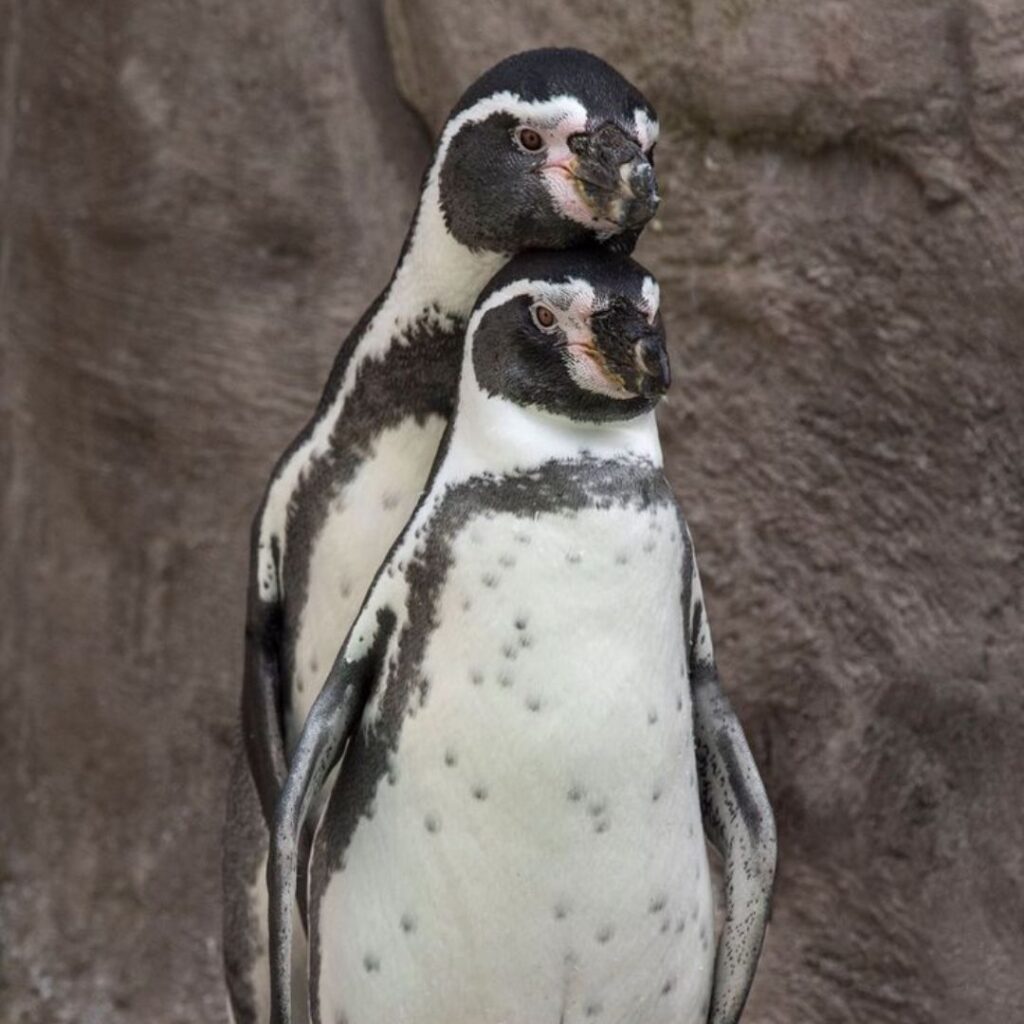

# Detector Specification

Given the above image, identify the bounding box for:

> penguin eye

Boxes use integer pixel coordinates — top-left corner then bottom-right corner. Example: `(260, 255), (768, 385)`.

(531, 303), (557, 331)
(515, 127), (545, 153)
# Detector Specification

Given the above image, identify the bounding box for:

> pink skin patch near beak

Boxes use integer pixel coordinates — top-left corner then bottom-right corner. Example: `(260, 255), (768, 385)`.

(560, 293), (634, 400)
(534, 113), (626, 236)
(543, 165), (624, 235)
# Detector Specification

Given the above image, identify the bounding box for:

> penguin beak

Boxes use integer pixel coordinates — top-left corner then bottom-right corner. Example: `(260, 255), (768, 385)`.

(633, 331), (672, 397)
(567, 124), (660, 232)
(589, 307), (671, 400)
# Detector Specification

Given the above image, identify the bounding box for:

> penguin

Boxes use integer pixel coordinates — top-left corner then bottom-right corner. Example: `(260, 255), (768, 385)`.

(223, 49), (661, 1024)
(268, 249), (777, 1024)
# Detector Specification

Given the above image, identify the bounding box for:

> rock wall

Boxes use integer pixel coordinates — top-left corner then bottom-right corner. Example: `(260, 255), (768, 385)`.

(0, 2), (428, 1020)
(2, 1), (1022, 1021)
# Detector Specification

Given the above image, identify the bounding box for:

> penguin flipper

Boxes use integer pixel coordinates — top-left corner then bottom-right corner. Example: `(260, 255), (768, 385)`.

(241, 529), (289, 830)
(268, 604), (397, 1024)
(687, 568), (777, 1024)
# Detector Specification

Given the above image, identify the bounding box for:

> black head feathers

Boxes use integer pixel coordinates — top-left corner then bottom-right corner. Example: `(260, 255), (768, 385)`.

(433, 50), (659, 255)
(470, 247), (669, 423)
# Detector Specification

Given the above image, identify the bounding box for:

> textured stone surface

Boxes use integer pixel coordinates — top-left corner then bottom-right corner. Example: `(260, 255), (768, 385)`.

(2, 0), (1022, 1021)
(0, 1), (427, 1021)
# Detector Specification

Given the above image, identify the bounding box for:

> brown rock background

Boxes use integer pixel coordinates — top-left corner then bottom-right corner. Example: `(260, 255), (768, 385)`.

(1, 1), (1021, 1021)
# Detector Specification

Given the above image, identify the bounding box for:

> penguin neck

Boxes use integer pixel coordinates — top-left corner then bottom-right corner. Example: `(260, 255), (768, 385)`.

(311, 161), (507, 443)
(439, 368), (665, 486)
(395, 178), (507, 319)
(348, 170), (507, 370)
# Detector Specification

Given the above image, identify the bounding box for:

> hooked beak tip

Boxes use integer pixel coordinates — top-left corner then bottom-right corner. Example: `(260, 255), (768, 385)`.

(635, 337), (671, 398)
(621, 158), (659, 228)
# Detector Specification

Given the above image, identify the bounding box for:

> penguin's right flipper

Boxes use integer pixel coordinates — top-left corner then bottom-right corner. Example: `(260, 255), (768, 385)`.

(241, 525), (289, 830)
(685, 544), (777, 1024)
(268, 604), (397, 1024)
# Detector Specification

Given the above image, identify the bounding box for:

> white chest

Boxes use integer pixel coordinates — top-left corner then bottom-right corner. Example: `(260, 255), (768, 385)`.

(286, 414), (446, 748)
(314, 502), (715, 1024)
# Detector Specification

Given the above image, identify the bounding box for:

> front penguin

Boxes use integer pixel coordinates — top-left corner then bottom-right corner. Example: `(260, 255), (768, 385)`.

(225, 50), (661, 1024)
(268, 250), (777, 1024)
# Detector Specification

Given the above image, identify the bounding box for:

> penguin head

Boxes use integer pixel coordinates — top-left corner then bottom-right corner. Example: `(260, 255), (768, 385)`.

(435, 49), (659, 256)
(469, 248), (669, 423)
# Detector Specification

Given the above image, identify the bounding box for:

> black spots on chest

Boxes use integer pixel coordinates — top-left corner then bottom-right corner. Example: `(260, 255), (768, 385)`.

(440, 742), (491, 802)
(557, 792), (610, 835)
(317, 457), (676, 884)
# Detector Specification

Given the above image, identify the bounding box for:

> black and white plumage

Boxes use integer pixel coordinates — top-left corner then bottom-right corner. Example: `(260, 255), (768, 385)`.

(223, 49), (660, 1024)
(269, 250), (776, 1024)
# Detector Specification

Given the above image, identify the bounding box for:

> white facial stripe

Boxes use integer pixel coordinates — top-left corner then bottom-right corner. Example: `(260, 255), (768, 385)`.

(465, 277), (598, 344)
(437, 93), (589, 164)
(634, 108), (659, 151)
(641, 276), (660, 322)
(567, 287), (593, 313)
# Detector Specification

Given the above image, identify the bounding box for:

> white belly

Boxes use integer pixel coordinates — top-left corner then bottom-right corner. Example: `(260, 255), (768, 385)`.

(315, 502), (715, 1024)
(287, 415), (446, 749)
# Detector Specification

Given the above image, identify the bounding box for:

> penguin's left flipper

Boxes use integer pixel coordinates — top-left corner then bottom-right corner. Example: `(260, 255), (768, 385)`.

(241, 523), (289, 830)
(687, 560), (777, 1024)
(267, 604), (397, 1024)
